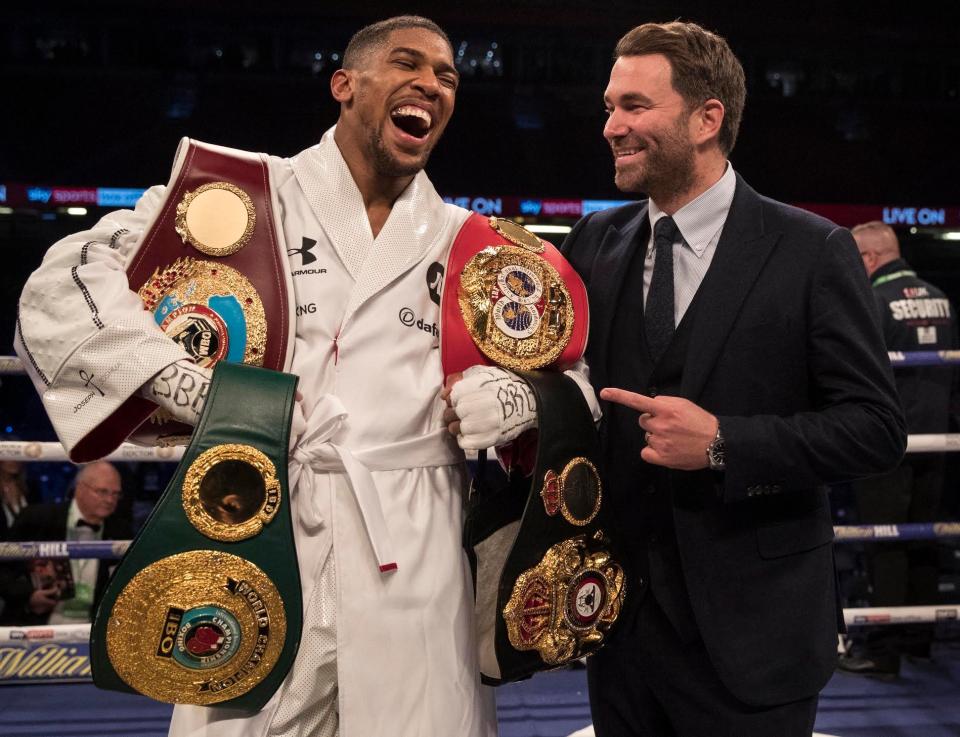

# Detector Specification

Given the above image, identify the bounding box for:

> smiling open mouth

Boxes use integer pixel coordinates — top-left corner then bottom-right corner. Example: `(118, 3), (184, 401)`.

(391, 105), (432, 140)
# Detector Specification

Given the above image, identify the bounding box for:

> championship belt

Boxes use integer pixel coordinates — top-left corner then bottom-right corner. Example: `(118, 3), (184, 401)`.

(443, 215), (625, 683)
(80, 139), (294, 460)
(463, 371), (624, 684)
(90, 362), (302, 711)
(442, 214), (587, 374)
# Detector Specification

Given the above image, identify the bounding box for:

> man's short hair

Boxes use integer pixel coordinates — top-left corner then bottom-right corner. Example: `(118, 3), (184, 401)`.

(343, 15), (452, 70)
(851, 220), (895, 238)
(852, 220), (901, 254)
(614, 21), (746, 156)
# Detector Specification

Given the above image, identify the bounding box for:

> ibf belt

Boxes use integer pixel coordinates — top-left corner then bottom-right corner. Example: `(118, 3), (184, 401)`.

(90, 362), (302, 711)
(441, 214), (589, 375)
(72, 140), (294, 462)
(463, 370), (626, 685)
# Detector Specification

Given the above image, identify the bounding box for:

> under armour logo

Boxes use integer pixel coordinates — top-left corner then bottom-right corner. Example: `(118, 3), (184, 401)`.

(288, 237), (318, 266)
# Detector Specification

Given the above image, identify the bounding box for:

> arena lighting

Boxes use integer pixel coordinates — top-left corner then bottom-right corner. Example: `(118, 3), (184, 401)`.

(65, 207), (87, 216)
(525, 224), (572, 235)
(0, 206), (13, 215)
(940, 231), (960, 241)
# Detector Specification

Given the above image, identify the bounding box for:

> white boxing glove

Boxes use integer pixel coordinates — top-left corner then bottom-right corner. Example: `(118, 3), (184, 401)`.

(138, 359), (213, 426)
(449, 365), (537, 450)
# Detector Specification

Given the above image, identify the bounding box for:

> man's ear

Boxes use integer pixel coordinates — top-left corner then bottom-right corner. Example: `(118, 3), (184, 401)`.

(692, 99), (725, 147)
(330, 69), (354, 104)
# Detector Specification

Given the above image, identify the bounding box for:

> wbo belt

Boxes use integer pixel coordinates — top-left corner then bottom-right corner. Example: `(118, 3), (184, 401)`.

(289, 394), (463, 572)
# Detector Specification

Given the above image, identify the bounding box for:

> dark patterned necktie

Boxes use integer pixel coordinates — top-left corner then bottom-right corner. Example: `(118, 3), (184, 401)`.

(645, 216), (680, 362)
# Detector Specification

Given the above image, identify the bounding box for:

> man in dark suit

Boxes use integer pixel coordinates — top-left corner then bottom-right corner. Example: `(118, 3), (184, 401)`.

(562, 21), (906, 737)
(0, 461), (30, 540)
(3, 461), (130, 625)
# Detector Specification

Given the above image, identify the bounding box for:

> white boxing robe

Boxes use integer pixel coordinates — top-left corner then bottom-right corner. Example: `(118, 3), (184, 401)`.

(15, 127), (497, 737)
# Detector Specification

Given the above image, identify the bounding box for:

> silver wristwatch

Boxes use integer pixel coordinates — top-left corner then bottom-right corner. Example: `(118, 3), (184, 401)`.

(707, 425), (726, 471)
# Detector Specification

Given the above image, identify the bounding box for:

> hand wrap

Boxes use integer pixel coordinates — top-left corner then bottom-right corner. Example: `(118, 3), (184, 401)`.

(139, 359), (213, 426)
(449, 365), (537, 450)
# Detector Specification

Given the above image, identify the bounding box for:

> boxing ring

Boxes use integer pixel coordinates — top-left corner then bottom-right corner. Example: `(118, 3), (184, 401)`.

(2, 352), (960, 737)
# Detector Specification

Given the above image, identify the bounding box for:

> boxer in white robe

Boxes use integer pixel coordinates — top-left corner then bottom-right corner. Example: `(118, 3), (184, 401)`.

(15, 16), (596, 737)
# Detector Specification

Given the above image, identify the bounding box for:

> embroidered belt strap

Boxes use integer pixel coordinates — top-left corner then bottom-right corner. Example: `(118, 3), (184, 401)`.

(90, 362), (301, 711)
(74, 139), (292, 462)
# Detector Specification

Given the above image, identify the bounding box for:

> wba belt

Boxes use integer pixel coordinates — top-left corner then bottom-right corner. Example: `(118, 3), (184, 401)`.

(443, 215), (625, 684)
(90, 362), (302, 711)
(76, 139), (294, 461)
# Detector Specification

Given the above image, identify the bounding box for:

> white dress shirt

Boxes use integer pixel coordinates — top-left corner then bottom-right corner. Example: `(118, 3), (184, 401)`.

(644, 162), (737, 325)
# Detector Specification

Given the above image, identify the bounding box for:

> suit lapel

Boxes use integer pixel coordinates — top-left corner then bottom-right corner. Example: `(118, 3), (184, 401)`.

(681, 177), (782, 399)
(591, 204), (649, 375)
(54, 502), (70, 537)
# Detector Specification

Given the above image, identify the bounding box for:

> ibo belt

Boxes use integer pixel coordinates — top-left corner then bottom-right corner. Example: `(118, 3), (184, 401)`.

(90, 362), (301, 711)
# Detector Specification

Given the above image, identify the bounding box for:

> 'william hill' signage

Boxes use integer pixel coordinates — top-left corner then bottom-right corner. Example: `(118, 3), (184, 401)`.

(0, 642), (92, 683)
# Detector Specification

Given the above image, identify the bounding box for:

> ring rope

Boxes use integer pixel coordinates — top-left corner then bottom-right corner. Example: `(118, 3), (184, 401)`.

(0, 433), (957, 463)
(887, 350), (960, 366)
(1, 603), (955, 650)
(834, 522), (960, 541)
(844, 605), (960, 627)
(0, 540), (130, 560)
(0, 441), (184, 462)
(5, 350), (960, 376)
(2, 522), (958, 562)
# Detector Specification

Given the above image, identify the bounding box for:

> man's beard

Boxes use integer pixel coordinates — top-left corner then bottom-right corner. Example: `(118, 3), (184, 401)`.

(614, 118), (696, 201)
(368, 128), (432, 178)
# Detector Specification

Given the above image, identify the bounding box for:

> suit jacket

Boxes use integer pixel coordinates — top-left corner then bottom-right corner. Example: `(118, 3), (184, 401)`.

(0, 504), (14, 541)
(563, 174), (906, 706)
(3, 501), (131, 625)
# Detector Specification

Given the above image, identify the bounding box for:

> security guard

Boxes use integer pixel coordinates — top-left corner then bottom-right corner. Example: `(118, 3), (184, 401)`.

(841, 220), (958, 677)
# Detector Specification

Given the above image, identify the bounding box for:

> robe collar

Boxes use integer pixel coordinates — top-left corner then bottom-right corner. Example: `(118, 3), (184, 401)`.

(291, 126), (454, 321)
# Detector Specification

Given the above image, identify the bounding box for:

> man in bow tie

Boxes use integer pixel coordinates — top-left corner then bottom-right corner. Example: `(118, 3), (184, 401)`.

(3, 461), (130, 625)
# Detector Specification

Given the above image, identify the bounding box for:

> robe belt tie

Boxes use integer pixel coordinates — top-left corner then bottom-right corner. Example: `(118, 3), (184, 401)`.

(288, 394), (463, 572)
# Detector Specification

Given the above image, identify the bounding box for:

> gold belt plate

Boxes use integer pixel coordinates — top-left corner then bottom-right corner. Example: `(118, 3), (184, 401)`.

(106, 550), (286, 705)
(182, 444), (281, 542)
(175, 181), (256, 257)
(138, 257), (266, 368)
(503, 535), (625, 665)
(458, 245), (574, 371)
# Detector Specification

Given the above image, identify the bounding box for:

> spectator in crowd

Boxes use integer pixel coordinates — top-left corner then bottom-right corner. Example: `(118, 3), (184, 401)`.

(2, 460), (131, 625)
(0, 459), (33, 621)
(0, 460), (30, 540)
(839, 221), (959, 677)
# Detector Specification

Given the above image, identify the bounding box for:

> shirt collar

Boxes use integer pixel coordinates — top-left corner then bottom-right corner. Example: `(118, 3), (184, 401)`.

(648, 162), (737, 257)
(68, 498), (103, 536)
(870, 258), (911, 284)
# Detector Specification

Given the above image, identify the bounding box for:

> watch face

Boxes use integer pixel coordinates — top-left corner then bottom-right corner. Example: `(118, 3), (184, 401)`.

(709, 439), (725, 468)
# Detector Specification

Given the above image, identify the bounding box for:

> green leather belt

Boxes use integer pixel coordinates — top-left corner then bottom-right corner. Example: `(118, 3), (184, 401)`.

(90, 361), (302, 711)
